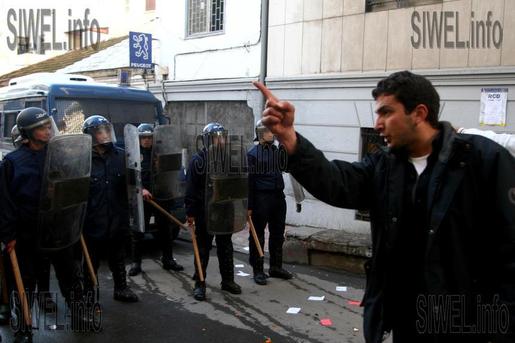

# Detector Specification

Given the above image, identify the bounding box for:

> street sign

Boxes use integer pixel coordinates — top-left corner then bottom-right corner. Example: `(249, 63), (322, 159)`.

(129, 31), (152, 69)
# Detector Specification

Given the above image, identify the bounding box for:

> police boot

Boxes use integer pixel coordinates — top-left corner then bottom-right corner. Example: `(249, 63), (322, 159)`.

(114, 286), (139, 303)
(269, 246), (293, 280)
(253, 258), (267, 286)
(221, 280), (242, 294)
(161, 249), (184, 271)
(269, 266), (293, 280)
(193, 281), (206, 301)
(162, 258), (184, 271)
(128, 262), (142, 276)
(113, 271), (139, 303)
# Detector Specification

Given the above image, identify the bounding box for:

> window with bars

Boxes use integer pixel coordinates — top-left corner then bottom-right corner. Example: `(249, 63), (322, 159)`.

(366, 0), (442, 12)
(187, 0), (224, 37)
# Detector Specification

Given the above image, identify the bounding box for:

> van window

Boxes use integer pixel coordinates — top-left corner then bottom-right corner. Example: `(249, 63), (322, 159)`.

(54, 98), (157, 138)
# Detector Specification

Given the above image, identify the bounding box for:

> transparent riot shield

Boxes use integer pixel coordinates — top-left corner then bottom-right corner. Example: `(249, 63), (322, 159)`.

(37, 134), (92, 251)
(124, 124), (145, 233)
(151, 125), (187, 202)
(205, 134), (248, 235)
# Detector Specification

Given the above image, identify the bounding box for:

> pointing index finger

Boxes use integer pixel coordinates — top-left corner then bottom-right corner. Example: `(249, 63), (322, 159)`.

(252, 81), (278, 103)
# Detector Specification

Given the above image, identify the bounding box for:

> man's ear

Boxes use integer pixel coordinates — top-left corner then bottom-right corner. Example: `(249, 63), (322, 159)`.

(413, 104), (429, 125)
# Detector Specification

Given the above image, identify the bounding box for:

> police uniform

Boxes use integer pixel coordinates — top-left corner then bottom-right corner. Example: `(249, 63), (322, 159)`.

(185, 123), (242, 301)
(248, 142), (292, 283)
(82, 115), (138, 303)
(128, 144), (183, 275)
(0, 112), (84, 340)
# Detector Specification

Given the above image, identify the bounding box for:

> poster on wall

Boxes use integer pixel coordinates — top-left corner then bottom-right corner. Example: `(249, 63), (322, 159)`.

(480, 88), (508, 126)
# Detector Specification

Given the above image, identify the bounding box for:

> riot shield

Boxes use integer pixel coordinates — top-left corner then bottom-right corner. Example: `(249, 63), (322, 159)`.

(151, 125), (187, 202)
(289, 174), (305, 213)
(124, 124), (145, 233)
(205, 134), (248, 235)
(37, 134), (92, 251)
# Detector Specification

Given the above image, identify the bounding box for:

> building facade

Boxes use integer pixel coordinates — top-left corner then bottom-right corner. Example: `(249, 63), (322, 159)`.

(260, 0), (515, 233)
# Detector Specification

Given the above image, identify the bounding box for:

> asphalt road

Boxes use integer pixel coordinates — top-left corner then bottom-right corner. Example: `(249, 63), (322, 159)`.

(0, 238), (372, 343)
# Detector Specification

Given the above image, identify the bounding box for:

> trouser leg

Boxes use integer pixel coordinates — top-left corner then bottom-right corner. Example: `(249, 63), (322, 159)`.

(154, 200), (174, 261)
(107, 236), (129, 290)
(268, 195), (286, 269)
(249, 196), (268, 272)
(51, 243), (84, 306)
(192, 218), (212, 281)
(216, 234), (234, 282)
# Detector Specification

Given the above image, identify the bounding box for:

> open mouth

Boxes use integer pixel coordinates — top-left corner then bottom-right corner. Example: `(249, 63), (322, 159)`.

(380, 134), (390, 145)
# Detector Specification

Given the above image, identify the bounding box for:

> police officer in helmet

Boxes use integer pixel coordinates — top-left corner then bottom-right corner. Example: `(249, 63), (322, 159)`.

(185, 122), (241, 301)
(128, 123), (183, 276)
(0, 108), (83, 342)
(82, 115), (138, 303)
(248, 120), (292, 285)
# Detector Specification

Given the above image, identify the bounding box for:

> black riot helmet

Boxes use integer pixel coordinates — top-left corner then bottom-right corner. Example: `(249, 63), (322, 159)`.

(201, 122), (226, 148)
(137, 123), (154, 137)
(82, 115), (117, 146)
(16, 107), (57, 141)
(254, 119), (273, 143)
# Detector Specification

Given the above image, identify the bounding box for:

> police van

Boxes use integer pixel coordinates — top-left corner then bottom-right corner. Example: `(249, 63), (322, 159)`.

(0, 72), (183, 239)
(0, 72), (167, 151)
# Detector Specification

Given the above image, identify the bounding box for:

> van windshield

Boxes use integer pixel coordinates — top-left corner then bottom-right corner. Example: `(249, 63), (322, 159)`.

(54, 98), (157, 138)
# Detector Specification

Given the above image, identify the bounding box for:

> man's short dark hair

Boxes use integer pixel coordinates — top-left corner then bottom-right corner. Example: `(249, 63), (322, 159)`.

(372, 71), (440, 128)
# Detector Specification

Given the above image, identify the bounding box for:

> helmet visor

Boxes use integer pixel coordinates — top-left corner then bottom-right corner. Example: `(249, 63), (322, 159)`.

(26, 117), (59, 144)
(89, 123), (117, 146)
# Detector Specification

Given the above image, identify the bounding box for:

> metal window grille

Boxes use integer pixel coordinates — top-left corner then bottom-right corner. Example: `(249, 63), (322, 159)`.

(188, 0), (224, 36)
(366, 0), (442, 12)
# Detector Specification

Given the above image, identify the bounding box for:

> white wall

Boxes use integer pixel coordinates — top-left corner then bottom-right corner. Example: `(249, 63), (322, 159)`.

(156, 0), (262, 81)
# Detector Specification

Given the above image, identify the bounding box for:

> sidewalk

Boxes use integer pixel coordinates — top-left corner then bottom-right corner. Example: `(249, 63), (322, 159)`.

(178, 225), (372, 275)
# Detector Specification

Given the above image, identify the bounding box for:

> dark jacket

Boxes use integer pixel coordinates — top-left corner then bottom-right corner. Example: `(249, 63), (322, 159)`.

(287, 122), (515, 342)
(184, 149), (207, 219)
(247, 143), (286, 210)
(83, 144), (129, 240)
(0, 145), (46, 243)
(140, 146), (152, 190)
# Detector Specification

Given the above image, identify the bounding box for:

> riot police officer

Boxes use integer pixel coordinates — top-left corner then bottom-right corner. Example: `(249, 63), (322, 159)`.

(0, 108), (84, 342)
(9, 125), (55, 312)
(128, 123), (183, 276)
(185, 123), (241, 301)
(82, 115), (138, 303)
(247, 120), (292, 285)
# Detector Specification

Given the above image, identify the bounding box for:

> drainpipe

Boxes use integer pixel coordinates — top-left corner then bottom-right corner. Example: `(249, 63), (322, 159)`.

(259, 0), (269, 88)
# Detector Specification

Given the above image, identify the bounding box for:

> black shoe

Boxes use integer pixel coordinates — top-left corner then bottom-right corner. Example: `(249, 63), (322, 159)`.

(193, 282), (206, 301)
(14, 331), (32, 343)
(221, 280), (242, 294)
(253, 272), (267, 286)
(269, 267), (293, 280)
(162, 258), (184, 271)
(128, 262), (142, 276)
(113, 286), (139, 303)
